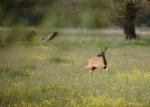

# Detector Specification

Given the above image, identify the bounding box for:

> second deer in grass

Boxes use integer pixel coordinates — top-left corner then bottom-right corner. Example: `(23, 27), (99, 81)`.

(85, 47), (108, 75)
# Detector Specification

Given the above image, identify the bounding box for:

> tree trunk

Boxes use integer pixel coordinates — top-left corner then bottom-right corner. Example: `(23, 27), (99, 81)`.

(124, 21), (136, 40)
(124, 0), (138, 40)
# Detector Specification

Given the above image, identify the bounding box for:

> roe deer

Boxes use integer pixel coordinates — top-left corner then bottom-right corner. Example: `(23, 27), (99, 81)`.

(85, 47), (108, 75)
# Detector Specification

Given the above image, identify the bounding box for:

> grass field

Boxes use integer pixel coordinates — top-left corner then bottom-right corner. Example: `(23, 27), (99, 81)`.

(0, 30), (150, 107)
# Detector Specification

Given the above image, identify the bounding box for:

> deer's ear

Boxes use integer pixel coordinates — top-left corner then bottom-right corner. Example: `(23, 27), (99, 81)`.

(104, 47), (108, 52)
(98, 48), (102, 51)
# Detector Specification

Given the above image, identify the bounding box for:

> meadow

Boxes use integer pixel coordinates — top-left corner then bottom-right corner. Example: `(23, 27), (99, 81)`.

(0, 30), (150, 107)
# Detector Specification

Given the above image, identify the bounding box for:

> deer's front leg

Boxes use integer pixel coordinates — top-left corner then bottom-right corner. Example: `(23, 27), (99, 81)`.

(105, 67), (109, 76)
(89, 70), (93, 76)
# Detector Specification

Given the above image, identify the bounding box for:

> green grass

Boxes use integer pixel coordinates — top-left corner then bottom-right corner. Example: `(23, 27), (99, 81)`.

(0, 32), (150, 107)
(49, 57), (74, 64)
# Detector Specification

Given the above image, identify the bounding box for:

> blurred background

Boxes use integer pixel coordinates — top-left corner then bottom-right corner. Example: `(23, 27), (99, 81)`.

(0, 0), (149, 46)
(0, 0), (149, 28)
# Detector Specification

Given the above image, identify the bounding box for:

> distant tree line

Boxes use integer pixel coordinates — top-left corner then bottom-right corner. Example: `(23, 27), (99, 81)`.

(0, 0), (149, 28)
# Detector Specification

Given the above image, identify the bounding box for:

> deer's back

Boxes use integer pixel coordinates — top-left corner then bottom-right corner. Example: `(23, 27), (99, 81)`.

(87, 57), (105, 68)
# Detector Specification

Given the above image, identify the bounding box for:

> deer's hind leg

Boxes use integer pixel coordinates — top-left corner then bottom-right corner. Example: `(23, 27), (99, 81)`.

(89, 67), (96, 76)
(89, 70), (93, 76)
(98, 67), (102, 75)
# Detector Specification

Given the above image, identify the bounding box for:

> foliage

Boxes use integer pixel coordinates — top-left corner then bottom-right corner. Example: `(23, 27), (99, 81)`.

(113, 0), (150, 26)
(0, 0), (149, 28)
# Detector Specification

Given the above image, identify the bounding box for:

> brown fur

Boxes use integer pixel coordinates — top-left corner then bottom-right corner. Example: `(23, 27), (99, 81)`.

(85, 47), (108, 74)
(85, 57), (106, 70)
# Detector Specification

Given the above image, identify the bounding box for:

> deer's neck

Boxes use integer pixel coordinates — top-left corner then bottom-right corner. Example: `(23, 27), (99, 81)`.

(103, 55), (107, 65)
(98, 55), (107, 66)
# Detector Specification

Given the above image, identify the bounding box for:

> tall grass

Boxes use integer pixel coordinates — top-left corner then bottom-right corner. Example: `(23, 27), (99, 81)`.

(0, 67), (150, 107)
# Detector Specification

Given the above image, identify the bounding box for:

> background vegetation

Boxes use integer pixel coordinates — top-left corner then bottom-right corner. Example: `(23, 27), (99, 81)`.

(0, 0), (149, 28)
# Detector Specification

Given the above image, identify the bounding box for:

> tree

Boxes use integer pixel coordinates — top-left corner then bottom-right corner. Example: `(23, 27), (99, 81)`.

(114, 0), (150, 40)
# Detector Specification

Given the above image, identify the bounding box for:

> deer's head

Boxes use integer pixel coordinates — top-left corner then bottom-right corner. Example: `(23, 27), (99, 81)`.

(97, 47), (107, 57)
